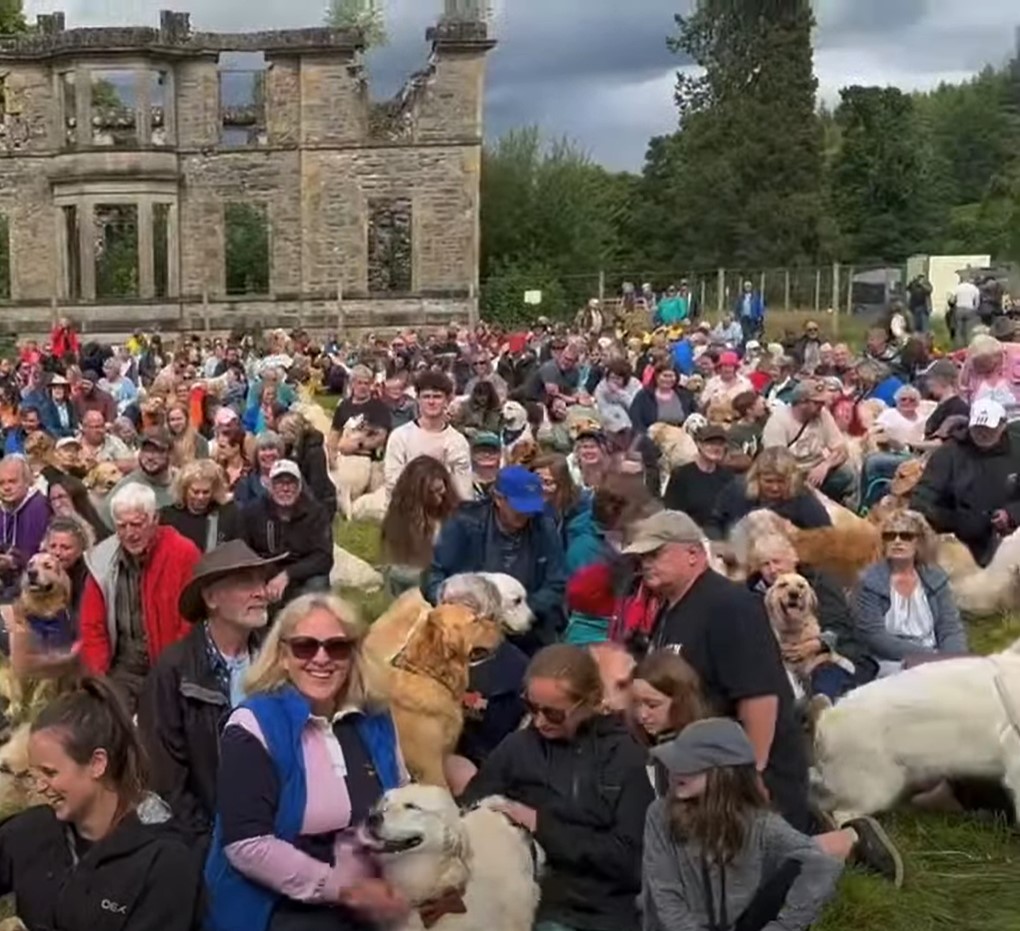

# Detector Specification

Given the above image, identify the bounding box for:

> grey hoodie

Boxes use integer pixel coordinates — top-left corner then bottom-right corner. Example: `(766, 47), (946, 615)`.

(642, 798), (842, 931)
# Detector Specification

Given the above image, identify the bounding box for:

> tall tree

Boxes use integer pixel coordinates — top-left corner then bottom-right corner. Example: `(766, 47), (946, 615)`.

(0, 0), (27, 35)
(652, 0), (829, 270)
(831, 86), (951, 263)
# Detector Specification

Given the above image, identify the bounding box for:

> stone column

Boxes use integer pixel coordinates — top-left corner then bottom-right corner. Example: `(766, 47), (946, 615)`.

(136, 70), (152, 147)
(79, 199), (96, 301)
(74, 66), (90, 148)
(167, 201), (180, 298)
(138, 199), (154, 298)
(54, 206), (68, 300)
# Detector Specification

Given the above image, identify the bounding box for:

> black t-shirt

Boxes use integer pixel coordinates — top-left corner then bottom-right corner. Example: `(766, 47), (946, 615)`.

(924, 395), (969, 439)
(331, 398), (392, 461)
(662, 463), (735, 531)
(649, 570), (810, 830)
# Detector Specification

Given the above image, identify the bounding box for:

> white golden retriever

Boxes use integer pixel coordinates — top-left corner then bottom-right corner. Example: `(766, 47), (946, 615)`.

(814, 640), (1020, 824)
(363, 785), (542, 931)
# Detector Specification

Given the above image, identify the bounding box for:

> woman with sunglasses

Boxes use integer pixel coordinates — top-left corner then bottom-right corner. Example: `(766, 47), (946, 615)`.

(458, 644), (653, 931)
(204, 594), (408, 931)
(853, 510), (968, 678)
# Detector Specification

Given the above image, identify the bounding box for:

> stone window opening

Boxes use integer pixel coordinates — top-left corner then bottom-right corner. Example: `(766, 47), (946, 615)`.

(94, 204), (139, 298)
(90, 72), (137, 147)
(0, 213), (10, 301)
(218, 53), (268, 148)
(368, 198), (412, 293)
(224, 202), (270, 296)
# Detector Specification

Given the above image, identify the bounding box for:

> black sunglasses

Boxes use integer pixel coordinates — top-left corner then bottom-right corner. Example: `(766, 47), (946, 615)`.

(284, 636), (355, 662)
(882, 531), (917, 543)
(522, 695), (581, 725)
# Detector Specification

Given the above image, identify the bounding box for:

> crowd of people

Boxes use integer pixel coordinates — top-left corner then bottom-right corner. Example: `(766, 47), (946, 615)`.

(0, 297), (1015, 931)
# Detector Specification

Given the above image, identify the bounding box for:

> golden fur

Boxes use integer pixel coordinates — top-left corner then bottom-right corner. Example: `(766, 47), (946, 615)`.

(83, 461), (123, 496)
(506, 437), (539, 468)
(764, 574), (828, 683)
(788, 524), (882, 588)
(371, 603), (502, 787)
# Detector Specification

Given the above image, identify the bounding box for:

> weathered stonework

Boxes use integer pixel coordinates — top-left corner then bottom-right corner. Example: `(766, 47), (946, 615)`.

(0, 7), (495, 338)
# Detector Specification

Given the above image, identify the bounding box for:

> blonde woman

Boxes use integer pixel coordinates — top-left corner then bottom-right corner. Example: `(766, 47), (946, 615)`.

(204, 594), (408, 931)
(712, 446), (833, 537)
(853, 509), (967, 677)
(159, 459), (240, 552)
(167, 401), (209, 468)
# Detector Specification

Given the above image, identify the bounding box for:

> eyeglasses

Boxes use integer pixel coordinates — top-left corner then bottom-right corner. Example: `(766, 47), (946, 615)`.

(284, 636), (355, 662)
(882, 531), (917, 543)
(522, 695), (582, 726)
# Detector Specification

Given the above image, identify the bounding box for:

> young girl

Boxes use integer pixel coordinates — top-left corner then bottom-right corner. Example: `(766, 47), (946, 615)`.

(642, 718), (842, 931)
(0, 678), (200, 931)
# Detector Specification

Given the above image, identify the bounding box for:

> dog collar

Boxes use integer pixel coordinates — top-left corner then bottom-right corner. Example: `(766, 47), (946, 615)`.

(390, 645), (462, 700)
(417, 886), (468, 928)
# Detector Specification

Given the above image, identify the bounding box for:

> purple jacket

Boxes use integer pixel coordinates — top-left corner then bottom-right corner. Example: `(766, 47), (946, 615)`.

(0, 489), (52, 573)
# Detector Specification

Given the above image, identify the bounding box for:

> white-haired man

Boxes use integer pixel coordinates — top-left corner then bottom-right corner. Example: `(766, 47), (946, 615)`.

(80, 482), (202, 709)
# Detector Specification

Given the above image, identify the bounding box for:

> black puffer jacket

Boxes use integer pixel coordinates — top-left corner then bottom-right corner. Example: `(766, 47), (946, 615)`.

(238, 491), (333, 597)
(911, 432), (1020, 565)
(0, 796), (200, 931)
(460, 714), (653, 931)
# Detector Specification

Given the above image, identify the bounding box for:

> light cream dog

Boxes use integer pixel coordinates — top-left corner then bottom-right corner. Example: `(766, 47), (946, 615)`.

(363, 785), (542, 931)
(814, 639), (1020, 824)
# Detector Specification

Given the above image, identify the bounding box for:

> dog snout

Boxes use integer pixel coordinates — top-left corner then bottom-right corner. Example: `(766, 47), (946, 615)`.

(366, 810), (384, 832)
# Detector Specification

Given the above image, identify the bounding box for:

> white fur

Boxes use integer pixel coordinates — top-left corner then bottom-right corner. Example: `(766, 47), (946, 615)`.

(366, 785), (542, 931)
(329, 544), (383, 592)
(953, 527), (1020, 618)
(814, 640), (1020, 823)
(351, 485), (389, 523)
(474, 573), (533, 634)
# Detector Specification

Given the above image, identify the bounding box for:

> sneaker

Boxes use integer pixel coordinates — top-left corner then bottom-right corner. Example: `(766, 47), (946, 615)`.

(844, 815), (904, 888)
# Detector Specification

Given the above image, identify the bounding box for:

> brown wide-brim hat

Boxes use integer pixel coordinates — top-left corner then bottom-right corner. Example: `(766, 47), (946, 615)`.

(179, 540), (289, 622)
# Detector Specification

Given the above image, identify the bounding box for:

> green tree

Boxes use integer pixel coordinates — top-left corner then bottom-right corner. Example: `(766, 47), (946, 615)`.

(325, 0), (387, 47)
(653, 0), (829, 269)
(224, 203), (270, 295)
(0, 0), (27, 35)
(480, 127), (630, 317)
(831, 86), (952, 263)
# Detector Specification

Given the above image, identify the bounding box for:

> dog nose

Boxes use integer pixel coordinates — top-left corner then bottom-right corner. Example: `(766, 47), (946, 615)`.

(366, 810), (383, 831)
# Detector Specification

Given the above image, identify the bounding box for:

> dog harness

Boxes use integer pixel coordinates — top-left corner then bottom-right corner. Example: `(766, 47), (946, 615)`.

(417, 886), (468, 928)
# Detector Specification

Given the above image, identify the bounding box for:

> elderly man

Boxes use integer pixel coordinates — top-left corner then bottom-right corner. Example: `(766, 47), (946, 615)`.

(102, 426), (175, 527)
(424, 466), (566, 653)
(238, 459), (333, 605)
(762, 379), (853, 503)
(79, 408), (134, 471)
(913, 398), (1020, 566)
(80, 483), (201, 709)
(0, 455), (51, 596)
(139, 540), (283, 842)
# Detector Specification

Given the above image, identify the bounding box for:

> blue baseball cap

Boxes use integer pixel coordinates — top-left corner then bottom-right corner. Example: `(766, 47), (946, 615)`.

(494, 466), (546, 516)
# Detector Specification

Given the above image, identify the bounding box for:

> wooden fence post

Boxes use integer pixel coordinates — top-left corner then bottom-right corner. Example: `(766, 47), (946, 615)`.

(467, 282), (479, 329)
(716, 268), (725, 318)
(784, 269), (791, 313)
(814, 267), (822, 314)
(832, 263), (841, 336)
(598, 269), (605, 304)
(846, 266), (855, 316)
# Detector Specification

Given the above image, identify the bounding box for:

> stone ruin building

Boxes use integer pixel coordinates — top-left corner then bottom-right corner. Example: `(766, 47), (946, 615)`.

(0, 4), (495, 338)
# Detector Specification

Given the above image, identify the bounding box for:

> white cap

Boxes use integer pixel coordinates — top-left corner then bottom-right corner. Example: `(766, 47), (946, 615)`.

(269, 459), (303, 483)
(55, 436), (81, 449)
(970, 398), (1007, 429)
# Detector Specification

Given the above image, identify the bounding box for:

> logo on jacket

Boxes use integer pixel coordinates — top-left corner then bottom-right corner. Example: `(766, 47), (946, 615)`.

(101, 899), (127, 914)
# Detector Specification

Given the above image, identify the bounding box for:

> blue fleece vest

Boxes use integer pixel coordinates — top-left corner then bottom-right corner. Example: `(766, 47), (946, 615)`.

(203, 687), (402, 931)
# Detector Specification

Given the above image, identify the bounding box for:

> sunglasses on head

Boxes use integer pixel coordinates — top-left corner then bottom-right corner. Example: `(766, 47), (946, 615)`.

(522, 695), (581, 726)
(882, 531), (916, 543)
(284, 636), (355, 662)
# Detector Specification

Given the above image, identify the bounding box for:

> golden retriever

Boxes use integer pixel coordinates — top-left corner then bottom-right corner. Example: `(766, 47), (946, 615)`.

(383, 604), (502, 787)
(788, 522), (882, 589)
(84, 461), (123, 498)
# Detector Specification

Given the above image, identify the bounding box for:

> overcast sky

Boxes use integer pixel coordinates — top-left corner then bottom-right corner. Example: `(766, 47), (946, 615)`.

(26, 0), (1020, 170)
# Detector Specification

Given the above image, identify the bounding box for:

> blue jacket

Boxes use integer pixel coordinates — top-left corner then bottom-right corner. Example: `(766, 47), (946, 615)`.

(39, 397), (78, 439)
(203, 688), (401, 931)
(672, 339), (695, 376)
(563, 498), (608, 576)
(864, 376), (904, 408)
(735, 291), (766, 324)
(423, 499), (567, 653)
(852, 562), (968, 662)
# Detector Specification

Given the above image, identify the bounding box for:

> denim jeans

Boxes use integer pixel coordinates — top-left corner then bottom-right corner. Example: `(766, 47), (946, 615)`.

(810, 663), (857, 701)
(955, 310), (978, 349)
(861, 451), (912, 508)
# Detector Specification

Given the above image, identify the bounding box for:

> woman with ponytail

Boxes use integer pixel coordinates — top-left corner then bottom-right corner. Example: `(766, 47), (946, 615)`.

(0, 678), (201, 931)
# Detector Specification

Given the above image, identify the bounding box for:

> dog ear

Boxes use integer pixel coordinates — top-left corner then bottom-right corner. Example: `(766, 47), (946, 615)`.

(805, 581), (819, 614)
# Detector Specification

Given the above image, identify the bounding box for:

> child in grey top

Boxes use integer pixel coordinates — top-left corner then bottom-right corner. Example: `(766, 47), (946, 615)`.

(641, 719), (842, 931)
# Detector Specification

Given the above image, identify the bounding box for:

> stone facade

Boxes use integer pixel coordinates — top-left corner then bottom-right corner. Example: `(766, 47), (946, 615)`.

(0, 8), (495, 338)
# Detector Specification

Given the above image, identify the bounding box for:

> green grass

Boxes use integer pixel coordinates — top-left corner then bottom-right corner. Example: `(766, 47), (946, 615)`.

(332, 517), (1020, 931)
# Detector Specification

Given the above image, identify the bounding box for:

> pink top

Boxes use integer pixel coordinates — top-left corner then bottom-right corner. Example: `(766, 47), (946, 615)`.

(222, 708), (380, 904)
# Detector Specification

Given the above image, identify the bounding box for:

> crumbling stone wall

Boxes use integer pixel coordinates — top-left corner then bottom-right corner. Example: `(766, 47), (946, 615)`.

(0, 8), (495, 337)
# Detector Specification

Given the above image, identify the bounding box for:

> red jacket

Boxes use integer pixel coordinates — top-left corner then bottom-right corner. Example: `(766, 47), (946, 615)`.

(79, 526), (202, 675)
(50, 324), (80, 361)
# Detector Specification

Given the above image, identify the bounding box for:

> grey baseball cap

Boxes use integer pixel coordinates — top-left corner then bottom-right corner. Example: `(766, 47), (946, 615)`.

(651, 718), (756, 775)
(621, 510), (704, 555)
